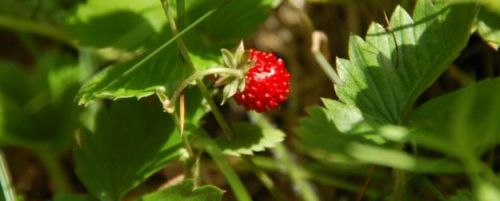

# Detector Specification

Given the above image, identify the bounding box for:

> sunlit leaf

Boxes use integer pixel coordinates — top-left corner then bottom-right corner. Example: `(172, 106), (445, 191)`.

(477, 7), (500, 47)
(76, 0), (280, 105)
(335, 0), (476, 124)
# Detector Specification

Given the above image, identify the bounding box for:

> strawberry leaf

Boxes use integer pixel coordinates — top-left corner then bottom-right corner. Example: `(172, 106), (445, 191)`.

(139, 179), (223, 201)
(477, 7), (500, 47)
(296, 0), (477, 172)
(335, 0), (477, 124)
(75, 0), (280, 105)
(66, 0), (166, 51)
(74, 100), (183, 201)
(409, 77), (500, 160)
(295, 102), (463, 173)
(216, 122), (285, 156)
(0, 51), (82, 153)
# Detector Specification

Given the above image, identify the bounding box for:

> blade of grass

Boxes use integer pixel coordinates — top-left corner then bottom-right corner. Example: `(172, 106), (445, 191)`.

(0, 150), (15, 201)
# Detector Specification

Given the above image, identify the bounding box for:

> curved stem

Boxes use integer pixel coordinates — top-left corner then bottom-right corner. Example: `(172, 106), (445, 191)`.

(160, 0), (235, 138)
(0, 150), (15, 201)
(167, 67), (242, 113)
(196, 80), (234, 138)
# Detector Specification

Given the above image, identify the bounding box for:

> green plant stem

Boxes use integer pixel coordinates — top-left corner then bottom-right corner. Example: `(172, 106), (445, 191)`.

(421, 178), (446, 201)
(313, 52), (341, 85)
(196, 81), (234, 138)
(244, 156), (286, 201)
(167, 67), (243, 112)
(0, 150), (15, 201)
(160, 0), (234, 138)
(121, 1), (221, 77)
(196, 131), (252, 201)
(161, 1), (250, 200)
(37, 151), (71, 193)
(0, 15), (73, 46)
(249, 156), (379, 197)
(273, 144), (319, 201)
(390, 169), (406, 201)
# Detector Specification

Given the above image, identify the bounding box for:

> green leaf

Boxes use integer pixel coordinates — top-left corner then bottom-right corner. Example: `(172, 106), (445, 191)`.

(474, 179), (500, 201)
(0, 51), (82, 153)
(295, 101), (377, 163)
(335, 0), (476, 124)
(452, 0), (500, 15)
(76, 0), (280, 105)
(139, 179), (223, 201)
(74, 100), (182, 201)
(449, 189), (475, 201)
(344, 142), (462, 173)
(0, 61), (31, 104)
(216, 122), (285, 156)
(409, 77), (500, 160)
(53, 194), (99, 201)
(0, 92), (35, 146)
(66, 0), (165, 51)
(296, 99), (463, 173)
(76, 46), (187, 105)
(477, 7), (500, 47)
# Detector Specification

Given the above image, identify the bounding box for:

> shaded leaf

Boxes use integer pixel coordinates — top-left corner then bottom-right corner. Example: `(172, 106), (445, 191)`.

(216, 122), (284, 156)
(0, 51), (82, 153)
(139, 179), (223, 201)
(74, 100), (182, 201)
(66, 0), (165, 51)
(409, 77), (500, 160)
(295, 102), (377, 163)
(0, 61), (31, 104)
(295, 100), (462, 173)
(449, 189), (475, 201)
(53, 194), (99, 201)
(0, 92), (35, 146)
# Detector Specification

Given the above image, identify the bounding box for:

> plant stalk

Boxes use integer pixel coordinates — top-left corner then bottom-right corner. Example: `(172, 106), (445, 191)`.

(167, 67), (242, 113)
(273, 144), (319, 201)
(160, 0), (234, 138)
(196, 131), (252, 201)
(0, 150), (15, 201)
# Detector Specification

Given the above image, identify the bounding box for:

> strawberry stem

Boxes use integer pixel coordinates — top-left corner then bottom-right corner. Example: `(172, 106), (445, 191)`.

(160, 0), (235, 139)
(166, 67), (243, 113)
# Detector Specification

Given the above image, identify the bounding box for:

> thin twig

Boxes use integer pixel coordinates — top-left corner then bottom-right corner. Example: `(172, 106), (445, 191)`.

(356, 165), (377, 201)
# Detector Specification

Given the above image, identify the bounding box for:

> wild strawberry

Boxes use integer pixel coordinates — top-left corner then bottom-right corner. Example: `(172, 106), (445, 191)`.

(233, 49), (290, 112)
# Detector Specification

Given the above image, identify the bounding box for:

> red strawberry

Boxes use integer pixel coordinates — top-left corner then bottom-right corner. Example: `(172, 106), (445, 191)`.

(233, 49), (290, 112)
